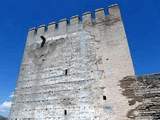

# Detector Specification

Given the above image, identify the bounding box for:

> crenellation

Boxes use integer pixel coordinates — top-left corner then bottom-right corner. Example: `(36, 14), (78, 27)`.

(58, 18), (68, 35)
(95, 8), (105, 23)
(29, 27), (37, 32)
(108, 4), (121, 18)
(47, 21), (56, 33)
(10, 4), (154, 120)
(26, 27), (37, 45)
(70, 15), (80, 25)
(27, 4), (122, 38)
(37, 24), (46, 35)
(82, 11), (93, 26)
(59, 18), (68, 27)
(27, 27), (36, 39)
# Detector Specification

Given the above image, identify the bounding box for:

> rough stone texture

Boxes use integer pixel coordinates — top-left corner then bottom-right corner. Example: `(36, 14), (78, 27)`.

(9, 4), (136, 120)
(120, 74), (160, 120)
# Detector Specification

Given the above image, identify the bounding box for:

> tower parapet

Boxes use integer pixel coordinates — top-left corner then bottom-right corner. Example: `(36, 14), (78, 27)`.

(37, 24), (46, 35)
(10, 4), (136, 120)
(70, 15), (80, 25)
(95, 8), (105, 22)
(108, 4), (120, 18)
(48, 21), (56, 32)
(27, 4), (121, 41)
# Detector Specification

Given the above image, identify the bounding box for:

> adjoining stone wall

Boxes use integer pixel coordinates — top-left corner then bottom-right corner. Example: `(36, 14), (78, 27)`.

(9, 4), (135, 120)
(120, 74), (160, 120)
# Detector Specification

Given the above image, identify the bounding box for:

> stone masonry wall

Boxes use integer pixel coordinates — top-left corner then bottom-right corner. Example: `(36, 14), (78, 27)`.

(120, 74), (160, 120)
(10, 4), (135, 120)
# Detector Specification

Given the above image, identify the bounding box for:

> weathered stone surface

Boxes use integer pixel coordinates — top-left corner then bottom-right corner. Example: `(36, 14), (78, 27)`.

(9, 4), (136, 120)
(120, 74), (160, 120)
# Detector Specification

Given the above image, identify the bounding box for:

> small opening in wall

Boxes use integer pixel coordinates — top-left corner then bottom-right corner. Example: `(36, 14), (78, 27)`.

(103, 96), (106, 100)
(40, 35), (46, 48)
(40, 54), (44, 58)
(64, 110), (67, 115)
(65, 69), (68, 75)
(42, 59), (45, 62)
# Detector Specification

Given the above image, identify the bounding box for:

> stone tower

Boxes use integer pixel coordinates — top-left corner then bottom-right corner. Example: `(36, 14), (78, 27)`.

(10, 4), (135, 120)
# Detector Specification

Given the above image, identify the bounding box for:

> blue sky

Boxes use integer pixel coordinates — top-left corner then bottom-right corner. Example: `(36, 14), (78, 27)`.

(0, 0), (160, 117)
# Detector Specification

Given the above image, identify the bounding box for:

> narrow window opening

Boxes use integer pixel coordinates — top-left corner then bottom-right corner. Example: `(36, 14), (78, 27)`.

(103, 96), (106, 100)
(65, 69), (68, 75)
(42, 59), (45, 62)
(64, 110), (67, 115)
(40, 54), (44, 58)
(40, 36), (46, 48)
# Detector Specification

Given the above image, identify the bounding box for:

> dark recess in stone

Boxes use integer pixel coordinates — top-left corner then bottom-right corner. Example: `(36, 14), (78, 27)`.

(65, 69), (68, 75)
(64, 110), (67, 115)
(103, 96), (106, 100)
(40, 36), (46, 48)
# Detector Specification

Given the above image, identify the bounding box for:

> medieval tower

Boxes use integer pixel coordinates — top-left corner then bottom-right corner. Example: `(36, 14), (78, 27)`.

(9, 4), (137, 120)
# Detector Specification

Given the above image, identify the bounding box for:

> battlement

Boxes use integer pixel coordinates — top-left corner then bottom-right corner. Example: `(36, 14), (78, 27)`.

(10, 3), (136, 120)
(28, 4), (120, 37)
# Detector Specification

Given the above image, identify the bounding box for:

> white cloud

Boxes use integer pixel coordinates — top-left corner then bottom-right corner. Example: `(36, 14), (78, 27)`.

(1, 101), (11, 108)
(9, 92), (14, 98)
(0, 92), (13, 115)
(0, 101), (12, 112)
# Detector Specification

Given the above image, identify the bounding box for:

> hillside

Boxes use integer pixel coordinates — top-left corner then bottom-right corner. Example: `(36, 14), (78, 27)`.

(0, 116), (7, 120)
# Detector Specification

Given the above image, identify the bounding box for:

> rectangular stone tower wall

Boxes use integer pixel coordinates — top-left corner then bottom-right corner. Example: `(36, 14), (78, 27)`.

(10, 4), (135, 120)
